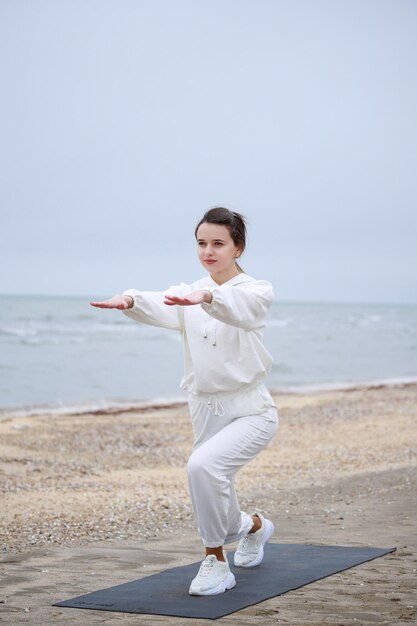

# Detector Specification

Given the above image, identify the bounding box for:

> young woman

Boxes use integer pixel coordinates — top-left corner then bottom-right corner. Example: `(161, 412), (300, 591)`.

(90, 207), (279, 596)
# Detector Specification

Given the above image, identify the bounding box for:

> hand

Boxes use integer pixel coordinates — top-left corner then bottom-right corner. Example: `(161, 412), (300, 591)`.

(164, 290), (212, 306)
(90, 295), (133, 309)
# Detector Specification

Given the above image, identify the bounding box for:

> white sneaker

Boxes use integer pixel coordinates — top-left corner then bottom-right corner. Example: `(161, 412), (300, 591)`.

(189, 554), (236, 596)
(234, 513), (274, 568)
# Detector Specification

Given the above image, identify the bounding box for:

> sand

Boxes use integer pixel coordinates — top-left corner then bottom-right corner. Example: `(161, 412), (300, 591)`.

(1, 382), (416, 625)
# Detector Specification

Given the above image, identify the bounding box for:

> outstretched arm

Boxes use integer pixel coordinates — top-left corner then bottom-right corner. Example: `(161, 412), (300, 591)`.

(90, 295), (134, 310)
(90, 285), (208, 330)
(164, 290), (213, 306)
(164, 282), (273, 330)
(121, 287), (184, 330)
(201, 281), (274, 330)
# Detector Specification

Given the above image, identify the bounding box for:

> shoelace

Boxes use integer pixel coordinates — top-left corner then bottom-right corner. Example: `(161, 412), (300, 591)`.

(207, 395), (225, 417)
(240, 533), (256, 551)
(198, 555), (216, 577)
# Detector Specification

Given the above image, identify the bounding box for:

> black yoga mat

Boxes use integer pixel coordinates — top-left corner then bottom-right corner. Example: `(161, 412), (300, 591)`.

(54, 543), (395, 620)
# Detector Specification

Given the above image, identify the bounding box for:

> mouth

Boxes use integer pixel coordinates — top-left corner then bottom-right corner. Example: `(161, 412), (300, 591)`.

(204, 259), (216, 264)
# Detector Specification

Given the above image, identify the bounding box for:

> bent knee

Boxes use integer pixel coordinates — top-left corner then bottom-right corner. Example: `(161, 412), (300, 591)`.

(187, 453), (204, 479)
(187, 452), (217, 481)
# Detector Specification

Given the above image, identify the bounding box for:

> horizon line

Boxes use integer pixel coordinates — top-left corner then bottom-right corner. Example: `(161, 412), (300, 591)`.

(0, 292), (416, 307)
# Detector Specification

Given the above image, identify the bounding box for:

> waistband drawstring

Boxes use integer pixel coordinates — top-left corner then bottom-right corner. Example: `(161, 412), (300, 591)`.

(207, 395), (225, 417)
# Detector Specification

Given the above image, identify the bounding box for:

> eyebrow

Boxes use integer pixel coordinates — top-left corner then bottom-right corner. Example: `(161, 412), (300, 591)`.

(197, 238), (226, 243)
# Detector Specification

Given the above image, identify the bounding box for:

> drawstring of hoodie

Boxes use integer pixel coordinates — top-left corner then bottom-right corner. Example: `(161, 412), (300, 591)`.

(203, 320), (217, 346)
(207, 395), (225, 417)
(202, 314), (220, 412)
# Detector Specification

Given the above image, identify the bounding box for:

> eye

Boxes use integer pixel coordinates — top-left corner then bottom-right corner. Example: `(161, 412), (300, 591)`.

(198, 241), (206, 247)
(214, 242), (223, 246)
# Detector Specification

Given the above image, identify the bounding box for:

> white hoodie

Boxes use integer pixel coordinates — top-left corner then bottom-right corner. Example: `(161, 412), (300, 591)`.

(122, 273), (273, 395)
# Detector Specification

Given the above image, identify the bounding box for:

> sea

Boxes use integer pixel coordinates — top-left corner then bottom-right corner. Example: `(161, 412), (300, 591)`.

(1, 295), (417, 416)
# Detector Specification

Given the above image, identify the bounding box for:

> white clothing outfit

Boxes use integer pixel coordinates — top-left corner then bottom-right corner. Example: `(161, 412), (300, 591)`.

(122, 273), (279, 547)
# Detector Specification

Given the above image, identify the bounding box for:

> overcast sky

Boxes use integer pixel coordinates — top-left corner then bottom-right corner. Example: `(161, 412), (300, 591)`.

(1, 0), (416, 303)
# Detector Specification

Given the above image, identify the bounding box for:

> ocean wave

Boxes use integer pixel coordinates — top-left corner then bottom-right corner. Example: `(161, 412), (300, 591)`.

(345, 314), (382, 326)
(0, 326), (38, 338)
(0, 322), (180, 343)
(0, 322), (134, 336)
(20, 336), (87, 346)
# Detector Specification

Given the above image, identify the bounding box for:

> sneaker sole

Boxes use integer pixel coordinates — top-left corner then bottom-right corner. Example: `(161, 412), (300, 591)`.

(234, 519), (275, 568)
(189, 572), (236, 596)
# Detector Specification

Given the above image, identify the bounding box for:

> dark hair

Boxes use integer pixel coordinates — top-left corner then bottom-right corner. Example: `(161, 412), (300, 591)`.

(195, 207), (247, 272)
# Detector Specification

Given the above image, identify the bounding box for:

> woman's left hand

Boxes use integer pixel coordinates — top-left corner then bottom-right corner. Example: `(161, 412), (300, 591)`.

(164, 290), (212, 306)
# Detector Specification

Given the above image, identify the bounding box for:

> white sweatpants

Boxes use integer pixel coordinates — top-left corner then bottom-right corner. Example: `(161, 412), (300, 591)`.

(187, 383), (278, 548)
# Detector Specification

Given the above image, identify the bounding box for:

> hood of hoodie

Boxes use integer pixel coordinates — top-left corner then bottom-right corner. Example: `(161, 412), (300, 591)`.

(207, 272), (256, 289)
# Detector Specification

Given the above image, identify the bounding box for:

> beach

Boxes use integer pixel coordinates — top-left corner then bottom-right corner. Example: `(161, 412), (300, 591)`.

(1, 382), (416, 625)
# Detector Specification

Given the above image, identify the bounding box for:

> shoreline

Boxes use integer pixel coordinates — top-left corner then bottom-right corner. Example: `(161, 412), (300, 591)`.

(1, 375), (417, 420)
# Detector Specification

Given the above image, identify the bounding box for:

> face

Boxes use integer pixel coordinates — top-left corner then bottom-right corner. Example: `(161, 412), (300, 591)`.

(196, 222), (242, 277)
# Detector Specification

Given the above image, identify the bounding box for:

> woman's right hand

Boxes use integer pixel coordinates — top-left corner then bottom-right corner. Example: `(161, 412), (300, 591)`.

(90, 295), (134, 309)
